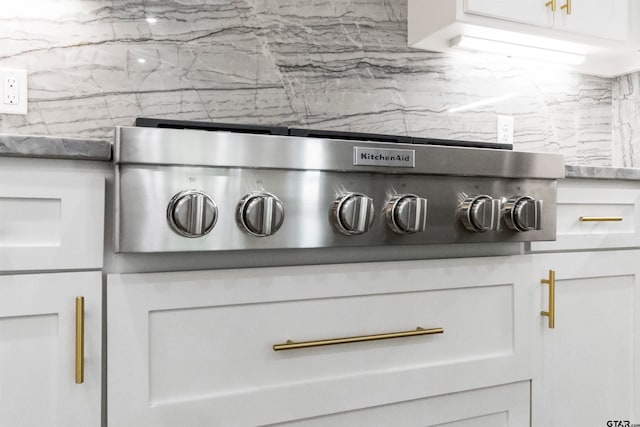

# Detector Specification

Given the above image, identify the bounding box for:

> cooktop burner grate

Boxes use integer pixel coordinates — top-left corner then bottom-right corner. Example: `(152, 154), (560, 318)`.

(135, 117), (512, 150)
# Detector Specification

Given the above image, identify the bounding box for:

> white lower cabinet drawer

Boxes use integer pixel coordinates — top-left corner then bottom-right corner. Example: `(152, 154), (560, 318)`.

(270, 381), (530, 427)
(107, 256), (533, 426)
(0, 169), (105, 271)
(530, 179), (640, 251)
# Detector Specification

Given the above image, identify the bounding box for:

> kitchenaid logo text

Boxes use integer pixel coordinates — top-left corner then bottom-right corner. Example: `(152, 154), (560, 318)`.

(353, 147), (415, 168)
(360, 153), (411, 161)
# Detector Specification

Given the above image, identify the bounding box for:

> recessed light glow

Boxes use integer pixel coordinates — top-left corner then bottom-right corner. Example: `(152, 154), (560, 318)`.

(450, 35), (586, 65)
(137, 58), (146, 64)
(145, 17), (157, 24)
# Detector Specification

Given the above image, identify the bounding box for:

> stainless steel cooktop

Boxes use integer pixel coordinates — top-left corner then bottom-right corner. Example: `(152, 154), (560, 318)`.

(113, 121), (564, 253)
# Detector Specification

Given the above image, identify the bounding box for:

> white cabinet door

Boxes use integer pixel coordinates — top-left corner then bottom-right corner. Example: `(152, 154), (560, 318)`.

(0, 272), (102, 427)
(465, 0), (627, 41)
(271, 381), (530, 427)
(553, 0), (628, 41)
(409, 0), (638, 77)
(531, 251), (640, 427)
(465, 0), (553, 27)
(108, 256), (533, 427)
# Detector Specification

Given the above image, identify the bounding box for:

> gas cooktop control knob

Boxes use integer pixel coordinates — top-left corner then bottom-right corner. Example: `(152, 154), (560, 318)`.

(503, 196), (542, 232)
(330, 193), (375, 235)
(384, 194), (428, 234)
(459, 195), (501, 233)
(237, 192), (285, 237)
(167, 190), (218, 238)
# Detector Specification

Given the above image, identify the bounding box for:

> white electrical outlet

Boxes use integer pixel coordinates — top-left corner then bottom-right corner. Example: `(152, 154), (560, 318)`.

(0, 68), (28, 115)
(497, 115), (514, 146)
(4, 75), (18, 105)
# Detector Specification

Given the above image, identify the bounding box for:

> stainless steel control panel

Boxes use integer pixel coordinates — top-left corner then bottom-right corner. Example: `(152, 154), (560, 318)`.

(114, 126), (564, 253)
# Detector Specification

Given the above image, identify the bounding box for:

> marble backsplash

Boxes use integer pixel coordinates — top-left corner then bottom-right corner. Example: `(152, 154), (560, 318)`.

(0, 0), (629, 166)
(613, 72), (640, 168)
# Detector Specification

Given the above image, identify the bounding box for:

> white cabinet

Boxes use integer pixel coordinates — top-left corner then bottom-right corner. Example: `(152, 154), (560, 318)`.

(271, 381), (530, 427)
(0, 272), (102, 427)
(0, 161), (106, 427)
(531, 251), (640, 426)
(529, 179), (640, 251)
(552, 0), (628, 42)
(108, 256), (533, 426)
(464, 0), (628, 41)
(408, 0), (640, 76)
(465, 0), (553, 27)
(0, 169), (104, 271)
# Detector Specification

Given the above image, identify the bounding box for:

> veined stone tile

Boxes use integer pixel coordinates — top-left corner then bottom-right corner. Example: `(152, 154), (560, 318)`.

(613, 73), (640, 168)
(0, 0), (619, 167)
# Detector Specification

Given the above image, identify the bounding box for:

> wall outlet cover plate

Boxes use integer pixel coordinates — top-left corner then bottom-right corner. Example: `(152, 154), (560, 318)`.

(0, 68), (28, 115)
(497, 115), (514, 146)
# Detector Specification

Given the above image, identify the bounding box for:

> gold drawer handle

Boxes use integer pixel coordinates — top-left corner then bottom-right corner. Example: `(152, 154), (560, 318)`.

(579, 216), (623, 222)
(541, 270), (555, 329)
(545, 0), (556, 12)
(273, 326), (444, 351)
(560, 0), (571, 14)
(75, 296), (85, 384)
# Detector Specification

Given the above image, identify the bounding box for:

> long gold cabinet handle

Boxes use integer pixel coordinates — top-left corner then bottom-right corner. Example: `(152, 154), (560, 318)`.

(545, 0), (556, 12)
(579, 216), (623, 222)
(541, 270), (555, 329)
(560, 0), (571, 14)
(75, 296), (85, 384)
(273, 326), (444, 351)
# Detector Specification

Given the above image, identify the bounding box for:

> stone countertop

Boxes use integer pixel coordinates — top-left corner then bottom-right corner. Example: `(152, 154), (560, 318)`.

(564, 165), (640, 181)
(0, 134), (111, 161)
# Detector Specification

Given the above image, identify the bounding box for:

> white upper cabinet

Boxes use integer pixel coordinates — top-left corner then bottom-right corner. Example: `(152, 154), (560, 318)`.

(408, 0), (640, 77)
(464, 0), (627, 41)
(465, 0), (553, 27)
(553, 0), (628, 42)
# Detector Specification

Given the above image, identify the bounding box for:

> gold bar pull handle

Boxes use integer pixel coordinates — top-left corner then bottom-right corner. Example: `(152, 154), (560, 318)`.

(75, 296), (85, 384)
(579, 216), (623, 222)
(545, 0), (556, 12)
(273, 326), (444, 351)
(541, 270), (555, 329)
(560, 0), (571, 14)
